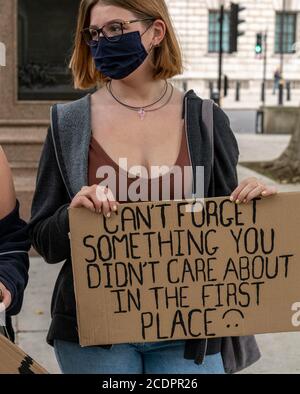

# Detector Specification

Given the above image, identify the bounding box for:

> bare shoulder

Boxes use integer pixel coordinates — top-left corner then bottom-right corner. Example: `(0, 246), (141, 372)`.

(0, 146), (16, 219)
(90, 85), (110, 105)
(171, 84), (185, 102)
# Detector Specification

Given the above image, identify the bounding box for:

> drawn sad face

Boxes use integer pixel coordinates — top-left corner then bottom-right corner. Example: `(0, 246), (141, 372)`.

(222, 309), (245, 330)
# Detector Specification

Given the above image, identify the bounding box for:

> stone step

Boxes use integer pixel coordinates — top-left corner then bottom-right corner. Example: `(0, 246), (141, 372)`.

(0, 120), (49, 138)
(9, 161), (39, 178)
(0, 120), (47, 163)
(3, 144), (43, 163)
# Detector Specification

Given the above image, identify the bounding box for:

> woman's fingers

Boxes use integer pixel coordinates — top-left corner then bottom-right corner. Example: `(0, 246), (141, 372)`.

(230, 177), (278, 204)
(86, 185), (104, 213)
(71, 194), (96, 212)
(71, 185), (119, 217)
(110, 200), (120, 213)
(101, 199), (112, 217)
(230, 177), (257, 201)
(235, 182), (259, 203)
(95, 186), (119, 217)
(233, 180), (262, 203)
(71, 185), (102, 213)
(243, 184), (266, 203)
(103, 187), (119, 214)
(261, 185), (278, 197)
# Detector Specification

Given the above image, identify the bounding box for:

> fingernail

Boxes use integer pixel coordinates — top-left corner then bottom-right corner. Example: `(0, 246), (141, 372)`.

(230, 196), (234, 201)
(262, 191), (267, 195)
(236, 199), (240, 204)
(107, 212), (111, 218)
(243, 199), (247, 203)
(113, 205), (117, 211)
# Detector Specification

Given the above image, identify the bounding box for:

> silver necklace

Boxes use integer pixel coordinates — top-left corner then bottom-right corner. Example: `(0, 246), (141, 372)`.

(106, 80), (173, 120)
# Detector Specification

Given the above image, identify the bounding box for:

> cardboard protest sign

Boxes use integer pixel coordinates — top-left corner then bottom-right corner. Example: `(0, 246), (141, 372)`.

(0, 334), (48, 374)
(68, 191), (300, 347)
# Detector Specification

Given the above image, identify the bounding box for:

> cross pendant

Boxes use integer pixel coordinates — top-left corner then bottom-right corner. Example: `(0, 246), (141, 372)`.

(138, 108), (146, 120)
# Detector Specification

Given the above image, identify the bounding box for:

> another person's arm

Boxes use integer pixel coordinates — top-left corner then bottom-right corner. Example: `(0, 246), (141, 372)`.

(0, 146), (30, 315)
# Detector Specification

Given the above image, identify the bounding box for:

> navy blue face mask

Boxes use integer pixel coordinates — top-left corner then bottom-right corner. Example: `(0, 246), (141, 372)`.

(90, 26), (154, 80)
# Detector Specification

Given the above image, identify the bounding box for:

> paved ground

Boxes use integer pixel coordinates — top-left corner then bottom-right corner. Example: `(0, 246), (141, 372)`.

(12, 132), (300, 374)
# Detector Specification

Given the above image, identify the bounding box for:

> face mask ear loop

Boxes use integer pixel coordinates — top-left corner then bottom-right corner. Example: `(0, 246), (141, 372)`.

(141, 21), (155, 38)
(140, 22), (156, 54)
(141, 20), (157, 53)
(143, 22), (162, 54)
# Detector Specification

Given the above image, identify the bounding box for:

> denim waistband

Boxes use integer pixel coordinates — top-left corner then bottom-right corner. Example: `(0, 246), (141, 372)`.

(130, 339), (186, 351)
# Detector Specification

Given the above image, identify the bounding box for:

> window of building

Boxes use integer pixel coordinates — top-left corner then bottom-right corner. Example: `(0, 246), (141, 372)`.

(17, 0), (92, 101)
(275, 12), (297, 54)
(208, 10), (230, 53)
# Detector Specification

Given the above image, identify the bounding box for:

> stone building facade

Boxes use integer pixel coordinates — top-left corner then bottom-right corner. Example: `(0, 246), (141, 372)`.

(167, 0), (300, 108)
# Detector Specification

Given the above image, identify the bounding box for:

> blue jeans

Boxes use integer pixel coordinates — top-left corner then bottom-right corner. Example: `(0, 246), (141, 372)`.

(54, 339), (225, 374)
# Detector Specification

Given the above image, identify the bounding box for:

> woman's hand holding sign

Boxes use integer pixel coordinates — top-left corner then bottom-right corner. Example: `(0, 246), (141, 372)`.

(70, 177), (277, 217)
(70, 177), (278, 217)
(70, 185), (119, 218)
(230, 177), (278, 204)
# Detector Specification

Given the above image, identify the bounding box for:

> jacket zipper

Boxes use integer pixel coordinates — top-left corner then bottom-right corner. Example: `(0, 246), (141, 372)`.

(184, 96), (208, 364)
(50, 106), (72, 201)
(184, 96), (195, 198)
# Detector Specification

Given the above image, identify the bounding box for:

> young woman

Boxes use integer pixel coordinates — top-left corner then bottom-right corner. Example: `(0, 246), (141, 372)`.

(0, 147), (30, 342)
(28, 0), (277, 374)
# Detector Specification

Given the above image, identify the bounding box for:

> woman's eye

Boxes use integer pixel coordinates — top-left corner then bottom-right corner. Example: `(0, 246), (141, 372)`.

(108, 23), (122, 33)
(90, 30), (98, 39)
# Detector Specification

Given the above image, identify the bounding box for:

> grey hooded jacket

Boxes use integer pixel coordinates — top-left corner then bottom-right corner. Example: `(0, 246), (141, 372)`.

(28, 88), (261, 373)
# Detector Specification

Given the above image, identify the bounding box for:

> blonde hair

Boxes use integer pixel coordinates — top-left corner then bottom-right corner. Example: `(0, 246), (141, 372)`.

(69, 0), (183, 90)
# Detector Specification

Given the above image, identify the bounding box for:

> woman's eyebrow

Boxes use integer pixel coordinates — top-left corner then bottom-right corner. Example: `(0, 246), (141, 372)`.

(89, 19), (124, 28)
